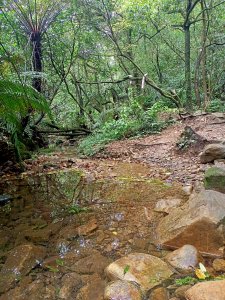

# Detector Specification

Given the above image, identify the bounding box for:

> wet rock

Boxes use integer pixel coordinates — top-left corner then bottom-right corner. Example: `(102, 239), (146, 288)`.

(76, 273), (105, 300)
(204, 167), (225, 193)
(154, 198), (182, 214)
(77, 218), (98, 236)
(59, 272), (82, 299)
(185, 280), (225, 300)
(104, 280), (142, 300)
(0, 280), (56, 300)
(149, 287), (169, 300)
(212, 258), (225, 272)
(156, 190), (225, 256)
(200, 144), (225, 163)
(105, 253), (173, 293)
(71, 251), (111, 275)
(0, 244), (46, 294)
(165, 245), (200, 273)
(175, 285), (192, 299)
(59, 225), (78, 240)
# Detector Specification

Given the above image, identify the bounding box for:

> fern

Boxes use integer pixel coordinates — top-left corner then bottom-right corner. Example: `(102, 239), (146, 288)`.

(0, 79), (51, 162)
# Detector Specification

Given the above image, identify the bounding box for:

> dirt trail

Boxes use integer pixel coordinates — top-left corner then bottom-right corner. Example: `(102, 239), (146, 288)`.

(97, 113), (225, 184)
(2, 113), (224, 186)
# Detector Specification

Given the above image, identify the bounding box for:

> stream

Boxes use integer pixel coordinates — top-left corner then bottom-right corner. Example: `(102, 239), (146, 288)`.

(0, 162), (187, 299)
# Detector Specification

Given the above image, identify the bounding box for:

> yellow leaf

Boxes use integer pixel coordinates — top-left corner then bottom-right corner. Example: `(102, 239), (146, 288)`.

(195, 269), (206, 280)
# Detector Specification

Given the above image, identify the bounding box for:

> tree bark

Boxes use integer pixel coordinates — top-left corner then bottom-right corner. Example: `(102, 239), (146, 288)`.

(31, 31), (42, 93)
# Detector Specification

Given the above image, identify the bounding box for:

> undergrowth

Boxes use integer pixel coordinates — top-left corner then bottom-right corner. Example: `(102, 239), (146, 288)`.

(78, 100), (177, 156)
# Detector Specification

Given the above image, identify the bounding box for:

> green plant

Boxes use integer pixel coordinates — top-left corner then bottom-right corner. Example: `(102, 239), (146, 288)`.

(175, 276), (198, 286)
(206, 99), (225, 113)
(0, 79), (50, 161)
(67, 204), (88, 215)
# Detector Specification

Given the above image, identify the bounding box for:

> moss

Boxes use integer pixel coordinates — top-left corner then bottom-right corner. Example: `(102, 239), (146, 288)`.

(204, 167), (225, 193)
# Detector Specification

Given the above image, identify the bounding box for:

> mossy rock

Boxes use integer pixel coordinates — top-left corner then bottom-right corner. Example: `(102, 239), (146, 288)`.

(204, 167), (225, 193)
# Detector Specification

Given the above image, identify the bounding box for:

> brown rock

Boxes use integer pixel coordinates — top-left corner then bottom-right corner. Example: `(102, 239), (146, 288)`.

(154, 198), (182, 214)
(71, 251), (111, 275)
(200, 144), (225, 163)
(0, 280), (56, 300)
(166, 245), (200, 273)
(76, 273), (105, 300)
(77, 218), (98, 236)
(150, 287), (169, 300)
(59, 273), (82, 299)
(105, 253), (173, 293)
(156, 190), (225, 256)
(59, 225), (78, 240)
(0, 244), (46, 294)
(104, 280), (142, 300)
(175, 285), (192, 299)
(185, 280), (225, 300)
(212, 258), (225, 272)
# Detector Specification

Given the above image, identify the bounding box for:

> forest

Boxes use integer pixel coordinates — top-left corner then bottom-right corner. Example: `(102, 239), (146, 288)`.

(0, 0), (224, 162)
(1, 2), (225, 300)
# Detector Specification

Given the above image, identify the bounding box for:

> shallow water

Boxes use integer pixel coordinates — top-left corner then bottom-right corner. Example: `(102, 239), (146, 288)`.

(0, 164), (186, 299)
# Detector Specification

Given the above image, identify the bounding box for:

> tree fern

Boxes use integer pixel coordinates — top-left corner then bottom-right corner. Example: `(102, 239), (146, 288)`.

(0, 79), (51, 162)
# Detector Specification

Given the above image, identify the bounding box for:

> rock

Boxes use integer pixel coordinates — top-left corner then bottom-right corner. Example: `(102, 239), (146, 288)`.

(214, 159), (225, 168)
(185, 280), (225, 300)
(105, 253), (173, 293)
(212, 258), (225, 272)
(156, 190), (225, 256)
(0, 280), (56, 300)
(200, 144), (225, 163)
(104, 280), (142, 300)
(59, 218), (98, 241)
(175, 285), (192, 299)
(182, 185), (193, 196)
(76, 273), (105, 300)
(149, 287), (169, 300)
(0, 244), (46, 294)
(77, 218), (98, 236)
(59, 273), (82, 299)
(71, 251), (111, 275)
(59, 225), (78, 241)
(165, 245), (200, 273)
(204, 167), (225, 193)
(154, 198), (182, 214)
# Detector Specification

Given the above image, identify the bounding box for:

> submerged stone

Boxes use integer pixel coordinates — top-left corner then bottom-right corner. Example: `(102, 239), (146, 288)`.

(0, 244), (46, 294)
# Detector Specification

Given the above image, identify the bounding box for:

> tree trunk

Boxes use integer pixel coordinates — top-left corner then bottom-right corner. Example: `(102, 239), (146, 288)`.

(31, 31), (42, 93)
(184, 0), (192, 111)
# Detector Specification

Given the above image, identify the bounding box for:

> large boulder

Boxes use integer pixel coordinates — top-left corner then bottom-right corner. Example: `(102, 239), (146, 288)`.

(105, 253), (173, 293)
(204, 167), (225, 193)
(165, 245), (200, 273)
(104, 280), (142, 300)
(156, 190), (225, 256)
(200, 144), (225, 163)
(0, 244), (46, 294)
(185, 280), (225, 300)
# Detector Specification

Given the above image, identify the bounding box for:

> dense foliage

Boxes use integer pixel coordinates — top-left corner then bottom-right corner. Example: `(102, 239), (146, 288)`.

(0, 0), (224, 158)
